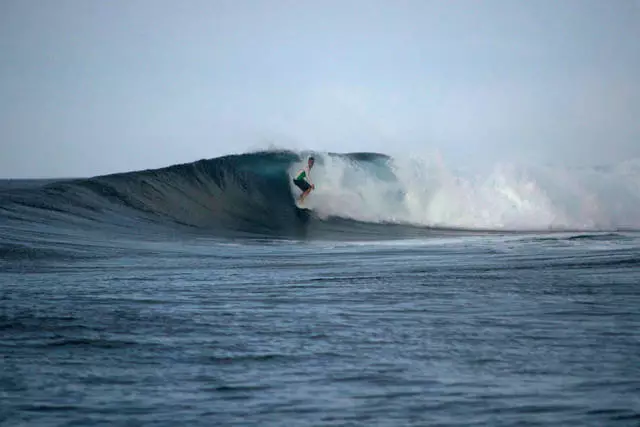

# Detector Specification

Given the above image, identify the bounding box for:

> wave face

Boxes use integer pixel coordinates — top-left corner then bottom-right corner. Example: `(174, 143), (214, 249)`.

(1, 150), (639, 240)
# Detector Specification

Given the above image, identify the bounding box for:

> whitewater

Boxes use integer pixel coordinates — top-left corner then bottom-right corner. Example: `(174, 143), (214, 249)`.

(294, 151), (640, 231)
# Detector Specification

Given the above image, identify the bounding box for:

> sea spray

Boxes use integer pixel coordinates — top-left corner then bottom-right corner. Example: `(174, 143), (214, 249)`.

(291, 151), (640, 231)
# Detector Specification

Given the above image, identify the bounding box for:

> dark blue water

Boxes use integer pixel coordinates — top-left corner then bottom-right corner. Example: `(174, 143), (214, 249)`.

(2, 232), (639, 426)
(2, 153), (640, 426)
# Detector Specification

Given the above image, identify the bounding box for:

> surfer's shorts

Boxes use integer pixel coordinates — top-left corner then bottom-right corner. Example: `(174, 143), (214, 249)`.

(293, 179), (311, 192)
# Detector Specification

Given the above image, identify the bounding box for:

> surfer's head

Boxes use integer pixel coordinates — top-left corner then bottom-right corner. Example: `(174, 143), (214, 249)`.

(308, 156), (315, 168)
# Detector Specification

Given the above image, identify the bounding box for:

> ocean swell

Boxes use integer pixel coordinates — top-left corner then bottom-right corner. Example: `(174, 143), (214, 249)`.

(1, 150), (639, 241)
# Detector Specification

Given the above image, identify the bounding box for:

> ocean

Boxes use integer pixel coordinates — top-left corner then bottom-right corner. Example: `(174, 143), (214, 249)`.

(1, 151), (639, 426)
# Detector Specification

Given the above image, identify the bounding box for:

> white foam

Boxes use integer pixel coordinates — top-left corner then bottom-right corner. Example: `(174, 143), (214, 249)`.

(290, 153), (640, 231)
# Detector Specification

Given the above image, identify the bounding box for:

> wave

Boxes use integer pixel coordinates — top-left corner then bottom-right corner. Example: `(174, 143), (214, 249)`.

(1, 150), (639, 240)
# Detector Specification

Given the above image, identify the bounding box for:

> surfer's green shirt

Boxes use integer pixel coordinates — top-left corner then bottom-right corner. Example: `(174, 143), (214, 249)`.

(295, 166), (311, 182)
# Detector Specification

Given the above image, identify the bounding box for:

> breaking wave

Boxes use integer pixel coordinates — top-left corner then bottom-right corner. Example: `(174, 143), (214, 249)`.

(1, 150), (639, 241)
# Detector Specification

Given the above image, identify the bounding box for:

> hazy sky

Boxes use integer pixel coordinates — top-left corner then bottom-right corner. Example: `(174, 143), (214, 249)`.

(1, 0), (639, 178)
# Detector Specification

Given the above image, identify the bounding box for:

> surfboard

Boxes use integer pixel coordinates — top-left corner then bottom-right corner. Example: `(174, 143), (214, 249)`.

(294, 198), (310, 209)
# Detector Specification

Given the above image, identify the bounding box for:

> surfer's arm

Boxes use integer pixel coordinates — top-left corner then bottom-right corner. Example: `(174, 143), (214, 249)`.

(294, 166), (314, 188)
(306, 170), (314, 187)
(301, 167), (313, 185)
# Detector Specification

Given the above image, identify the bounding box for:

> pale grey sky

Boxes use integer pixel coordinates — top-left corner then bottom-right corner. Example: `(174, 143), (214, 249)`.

(1, 0), (639, 178)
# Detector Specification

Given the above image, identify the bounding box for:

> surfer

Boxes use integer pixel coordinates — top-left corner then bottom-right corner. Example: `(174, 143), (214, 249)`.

(293, 156), (315, 204)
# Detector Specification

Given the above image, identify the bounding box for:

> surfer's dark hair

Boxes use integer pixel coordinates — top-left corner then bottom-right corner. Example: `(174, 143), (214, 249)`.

(308, 156), (315, 162)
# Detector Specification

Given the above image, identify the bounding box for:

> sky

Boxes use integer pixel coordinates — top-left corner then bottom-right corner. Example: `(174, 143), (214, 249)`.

(1, 0), (639, 178)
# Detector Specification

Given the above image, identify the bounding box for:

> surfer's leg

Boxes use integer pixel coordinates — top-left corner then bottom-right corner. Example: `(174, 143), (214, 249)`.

(299, 188), (312, 203)
(295, 179), (312, 203)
